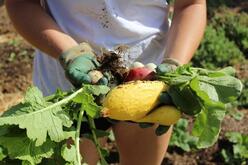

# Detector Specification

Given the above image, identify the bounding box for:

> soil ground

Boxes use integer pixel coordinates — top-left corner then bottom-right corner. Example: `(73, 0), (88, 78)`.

(0, 5), (247, 165)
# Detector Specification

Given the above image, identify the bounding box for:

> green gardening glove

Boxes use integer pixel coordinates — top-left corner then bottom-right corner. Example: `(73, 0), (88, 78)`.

(97, 72), (111, 86)
(151, 58), (180, 135)
(159, 91), (173, 105)
(156, 58), (180, 75)
(157, 58), (180, 106)
(138, 92), (173, 133)
(59, 42), (100, 87)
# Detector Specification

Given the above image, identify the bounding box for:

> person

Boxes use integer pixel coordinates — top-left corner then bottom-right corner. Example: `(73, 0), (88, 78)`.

(5, 0), (206, 164)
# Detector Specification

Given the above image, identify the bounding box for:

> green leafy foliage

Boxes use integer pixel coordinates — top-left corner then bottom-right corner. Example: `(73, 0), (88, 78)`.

(61, 144), (78, 165)
(192, 101), (225, 148)
(192, 25), (244, 69)
(192, 7), (247, 70)
(226, 132), (248, 159)
(206, 0), (245, 16)
(0, 146), (6, 161)
(211, 8), (248, 57)
(229, 109), (244, 121)
(73, 85), (110, 118)
(191, 6), (248, 115)
(0, 85), (110, 164)
(0, 63), (243, 163)
(221, 132), (248, 164)
(73, 91), (101, 118)
(238, 79), (248, 108)
(0, 87), (73, 146)
(0, 136), (55, 165)
(169, 119), (197, 151)
(168, 85), (202, 115)
(158, 65), (243, 148)
(84, 85), (110, 96)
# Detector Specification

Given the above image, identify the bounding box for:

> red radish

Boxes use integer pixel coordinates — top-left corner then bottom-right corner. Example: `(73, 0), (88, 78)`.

(145, 63), (157, 72)
(125, 67), (155, 82)
(130, 62), (144, 69)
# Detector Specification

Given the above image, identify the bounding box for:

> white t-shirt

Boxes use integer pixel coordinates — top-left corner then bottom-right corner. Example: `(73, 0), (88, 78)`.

(34, 0), (170, 96)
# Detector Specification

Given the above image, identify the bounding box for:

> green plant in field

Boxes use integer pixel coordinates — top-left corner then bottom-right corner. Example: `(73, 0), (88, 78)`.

(0, 146), (6, 161)
(0, 65), (243, 164)
(169, 119), (197, 151)
(7, 39), (21, 47)
(224, 102), (244, 121)
(221, 132), (248, 165)
(211, 8), (248, 58)
(192, 7), (248, 69)
(7, 52), (16, 62)
(0, 85), (110, 165)
(238, 79), (248, 108)
(192, 25), (244, 69)
(206, 0), (246, 16)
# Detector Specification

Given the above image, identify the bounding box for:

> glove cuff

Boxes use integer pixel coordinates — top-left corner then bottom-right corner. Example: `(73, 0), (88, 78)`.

(59, 42), (94, 68)
(162, 58), (181, 67)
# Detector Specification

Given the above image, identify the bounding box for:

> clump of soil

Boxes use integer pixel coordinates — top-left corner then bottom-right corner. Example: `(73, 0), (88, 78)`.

(97, 46), (130, 84)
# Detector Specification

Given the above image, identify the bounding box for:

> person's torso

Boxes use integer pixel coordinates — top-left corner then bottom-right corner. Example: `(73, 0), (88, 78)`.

(34, 0), (170, 95)
(44, 0), (169, 48)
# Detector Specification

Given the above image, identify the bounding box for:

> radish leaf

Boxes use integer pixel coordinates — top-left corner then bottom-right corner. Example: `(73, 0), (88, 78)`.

(158, 65), (243, 148)
(61, 143), (78, 165)
(0, 136), (55, 165)
(0, 87), (71, 146)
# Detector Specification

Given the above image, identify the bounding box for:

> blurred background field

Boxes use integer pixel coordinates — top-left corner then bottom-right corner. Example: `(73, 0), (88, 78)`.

(0, 0), (247, 164)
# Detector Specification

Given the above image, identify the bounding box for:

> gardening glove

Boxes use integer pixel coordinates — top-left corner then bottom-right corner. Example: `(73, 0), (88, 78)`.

(138, 92), (173, 132)
(138, 89), (174, 132)
(157, 58), (178, 106)
(59, 42), (101, 87)
(159, 91), (174, 105)
(153, 58), (180, 135)
(156, 58), (180, 75)
(97, 72), (112, 86)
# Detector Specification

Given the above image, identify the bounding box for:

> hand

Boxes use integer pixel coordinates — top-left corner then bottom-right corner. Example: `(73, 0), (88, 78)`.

(159, 91), (173, 105)
(139, 92), (173, 135)
(138, 62), (177, 135)
(154, 60), (178, 136)
(59, 42), (101, 86)
(97, 72), (112, 86)
(156, 58), (180, 75)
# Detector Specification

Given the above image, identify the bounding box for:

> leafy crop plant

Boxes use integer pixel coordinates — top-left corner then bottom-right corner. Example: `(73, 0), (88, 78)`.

(0, 64), (243, 164)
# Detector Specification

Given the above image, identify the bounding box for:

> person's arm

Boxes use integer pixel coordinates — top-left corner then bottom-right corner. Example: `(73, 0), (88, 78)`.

(5, 0), (78, 58)
(164, 0), (206, 64)
(5, 0), (105, 86)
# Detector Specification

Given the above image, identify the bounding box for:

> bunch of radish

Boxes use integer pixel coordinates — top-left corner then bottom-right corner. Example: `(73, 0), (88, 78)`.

(88, 61), (157, 84)
(124, 62), (157, 81)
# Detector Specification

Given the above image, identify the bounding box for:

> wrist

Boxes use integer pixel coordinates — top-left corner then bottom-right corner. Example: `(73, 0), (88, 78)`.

(58, 43), (78, 56)
(162, 57), (181, 66)
(47, 34), (78, 59)
(59, 42), (94, 68)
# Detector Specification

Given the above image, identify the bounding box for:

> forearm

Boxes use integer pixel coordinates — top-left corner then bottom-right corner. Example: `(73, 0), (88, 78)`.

(165, 0), (206, 64)
(5, 0), (78, 58)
